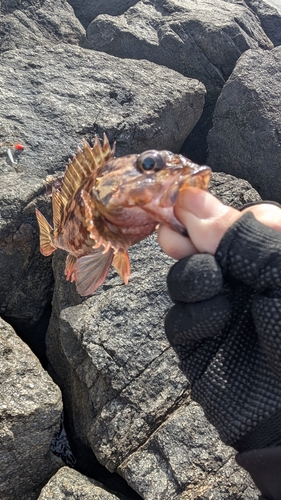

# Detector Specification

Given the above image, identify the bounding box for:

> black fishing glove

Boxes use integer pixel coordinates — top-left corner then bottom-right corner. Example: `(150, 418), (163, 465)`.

(165, 212), (281, 499)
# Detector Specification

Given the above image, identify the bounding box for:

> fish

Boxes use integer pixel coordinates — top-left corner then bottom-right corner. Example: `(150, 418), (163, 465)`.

(35, 134), (211, 296)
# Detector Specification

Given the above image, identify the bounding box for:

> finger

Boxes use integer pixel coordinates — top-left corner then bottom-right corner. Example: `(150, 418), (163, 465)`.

(167, 254), (223, 303)
(165, 294), (231, 350)
(157, 223), (198, 260)
(175, 187), (241, 254)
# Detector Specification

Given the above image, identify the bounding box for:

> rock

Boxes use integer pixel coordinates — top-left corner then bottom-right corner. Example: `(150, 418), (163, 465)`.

(46, 174), (260, 498)
(266, 0), (281, 13)
(118, 402), (259, 500)
(0, 42), (205, 334)
(0, 0), (85, 52)
(209, 172), (262, 208)
(46, 234), (188, 470)
(207, 46), (281, 203)
(85, 0), (273, 162)
(38, 466), (128, 500)
(244, 0), (281, 46)
(0, 317), (62, 500)
(67, 0), (139, 28)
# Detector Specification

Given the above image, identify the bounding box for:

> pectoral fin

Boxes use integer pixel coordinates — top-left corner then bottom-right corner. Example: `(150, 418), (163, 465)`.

(112, 249), (130, 284)
(74, 248), (114, 296)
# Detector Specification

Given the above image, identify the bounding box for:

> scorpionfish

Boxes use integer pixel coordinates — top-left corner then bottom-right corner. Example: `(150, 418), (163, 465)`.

(36, 134), (211, 296)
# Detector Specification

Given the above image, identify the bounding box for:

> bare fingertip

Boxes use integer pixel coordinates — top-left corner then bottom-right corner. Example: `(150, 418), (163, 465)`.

(157, 224), (198, 260)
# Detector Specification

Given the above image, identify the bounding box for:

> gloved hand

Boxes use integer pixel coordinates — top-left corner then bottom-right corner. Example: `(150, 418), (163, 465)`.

(158, 188), (281, 499)
(166, 213), (281, 451)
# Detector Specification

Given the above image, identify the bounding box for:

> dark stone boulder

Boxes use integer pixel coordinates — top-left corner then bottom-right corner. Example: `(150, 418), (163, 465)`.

(38, 467), (128, 500)
(0, 317), (62, 500)
(244, 0), (281, 46)
(85, 0), (273, 162)
(207, 46), (281, 203)
(66, 0), (139, 28)
(0, 0), (85, 52)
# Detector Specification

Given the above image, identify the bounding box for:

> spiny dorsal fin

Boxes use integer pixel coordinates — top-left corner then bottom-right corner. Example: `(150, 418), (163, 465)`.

(52, 187), (63, 230)
(57, 133), (115, 224)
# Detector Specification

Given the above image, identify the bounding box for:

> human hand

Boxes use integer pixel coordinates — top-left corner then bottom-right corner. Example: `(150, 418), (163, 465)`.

(158, 186), (281, 258)
(158, 187), (281, 455)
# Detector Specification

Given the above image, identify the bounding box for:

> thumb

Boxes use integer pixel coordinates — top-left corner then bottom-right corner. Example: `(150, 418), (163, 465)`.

(175, 187), (241, 254)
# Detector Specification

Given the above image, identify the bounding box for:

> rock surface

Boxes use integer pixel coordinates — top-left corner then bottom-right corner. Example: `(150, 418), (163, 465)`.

(0, 317), (62, 500)
(67, 0), (139, 27)
(0, 42), (204, 334)
(209, 172), (262, 208)
(208, 46), (281, 203)
(38, 466), (127, 500)
(118, 403), (258, 500)
(244, 0), (281, 46)
(85, 0), (273, 161)
(0, 0), (85, 52)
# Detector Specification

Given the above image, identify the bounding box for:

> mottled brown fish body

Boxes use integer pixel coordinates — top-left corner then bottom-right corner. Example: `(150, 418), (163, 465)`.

(35, 135), (211, 296)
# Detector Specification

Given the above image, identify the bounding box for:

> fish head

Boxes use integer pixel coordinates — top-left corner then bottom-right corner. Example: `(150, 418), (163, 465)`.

(92, 149), (211, 234)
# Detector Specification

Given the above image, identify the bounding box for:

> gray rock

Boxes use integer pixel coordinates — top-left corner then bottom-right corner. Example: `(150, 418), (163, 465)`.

(38, 466), (128, 500)
(244, 0), (281, 46)
(0, 0), (85, 52)
(0, 317), (62, 500)
(207, 46), (281, 203)
(0, 42), (205, 329)
(209, 172), (262, 208)
(118, 402), (259, 499)
(85, 0), (273, 161)
(67, 0), (139, 28)
(47, 235), (189, 469)
(265, 0), (281, 13)
(46, 175), (260, 498)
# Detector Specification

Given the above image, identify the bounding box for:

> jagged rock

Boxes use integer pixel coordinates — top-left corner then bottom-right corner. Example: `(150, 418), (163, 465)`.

(0, 42), (205, 335)
(209, 172), (262, 208)
(67, 0), (281, 45)
(46, 173), (260, 499)
(38, 466), (128, 500)
(118, 402), (259, 500)
(67, 0), (139, 28)
(85, 0), (273, 162)
(0, 0), (85, 52)
(0, 317), (62, 500)
(244, 0), (281, 46)
(207, 46), (281, 203)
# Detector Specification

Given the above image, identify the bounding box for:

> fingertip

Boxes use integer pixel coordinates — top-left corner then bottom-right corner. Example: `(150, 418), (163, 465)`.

(157, 224), (198, 260)
(173, 187), (242, 254)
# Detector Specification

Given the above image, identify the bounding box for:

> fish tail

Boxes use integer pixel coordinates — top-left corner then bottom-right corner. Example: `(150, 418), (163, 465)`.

(35, 208), (56, 256)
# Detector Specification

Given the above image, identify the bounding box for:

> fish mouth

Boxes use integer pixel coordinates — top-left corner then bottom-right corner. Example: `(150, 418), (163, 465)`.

(159, 163), (211, 207)
(156, 162), (211, 234)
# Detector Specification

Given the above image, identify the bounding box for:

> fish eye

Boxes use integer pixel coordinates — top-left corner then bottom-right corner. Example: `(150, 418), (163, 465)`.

(137, 151), (164, 173)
